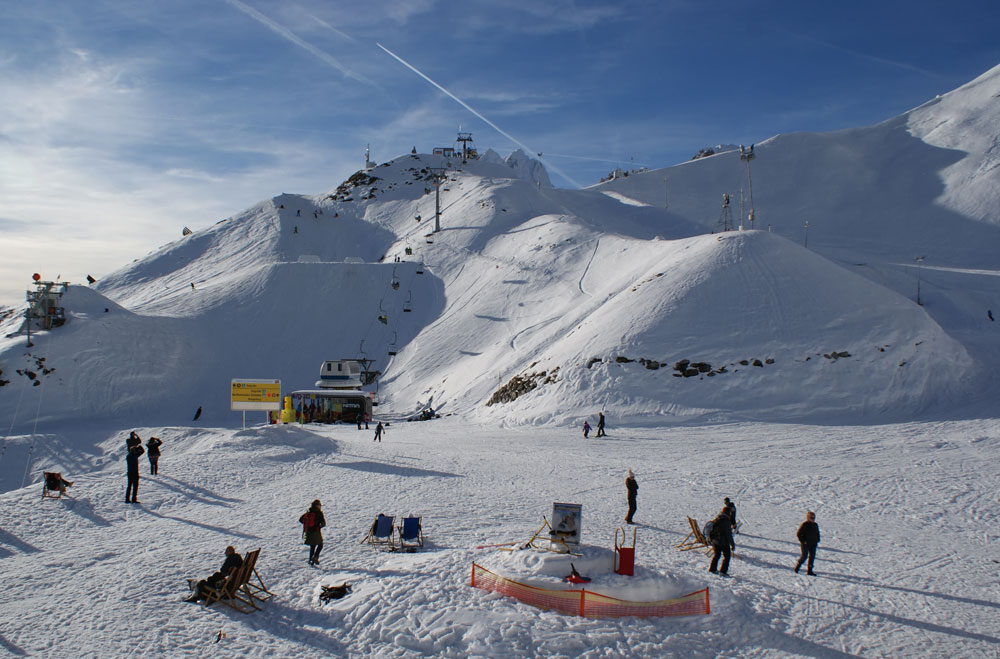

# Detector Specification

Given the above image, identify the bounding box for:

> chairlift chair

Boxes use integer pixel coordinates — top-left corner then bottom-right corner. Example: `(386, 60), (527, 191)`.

(388, 332), (397, 356)
(403, 291), (412, 313)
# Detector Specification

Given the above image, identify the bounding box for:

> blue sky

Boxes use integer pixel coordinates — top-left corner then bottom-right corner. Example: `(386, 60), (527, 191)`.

(2, 0), (1000, 305)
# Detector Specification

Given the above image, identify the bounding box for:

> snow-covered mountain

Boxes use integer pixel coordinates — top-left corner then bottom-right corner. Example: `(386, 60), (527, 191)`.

(4, 66), (1000, 434)
(1, 64), (999, 659)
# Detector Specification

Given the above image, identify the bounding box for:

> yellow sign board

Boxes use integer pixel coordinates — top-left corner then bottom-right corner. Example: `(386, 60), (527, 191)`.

(231, 379), (282, 411)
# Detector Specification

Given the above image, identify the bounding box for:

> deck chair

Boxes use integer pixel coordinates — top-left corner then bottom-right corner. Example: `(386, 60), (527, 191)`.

(242, 548), (274, 604)
(676, 516), (713, 555)
(398, 516), (424, 550)
(362, 513), (396, 548)
(203, 550), (261, 613)
(42, 472), (69, 499)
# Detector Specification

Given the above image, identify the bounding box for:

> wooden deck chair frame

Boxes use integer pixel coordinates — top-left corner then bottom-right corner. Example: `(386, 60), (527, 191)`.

(203, 549), (264, 613)
(676, 516), (714, 555)
(41, 472), (64, 500)
(499, 517), (582, 556)
(362, 514), (396, 548)
(242, 548), (273, 603)
(398, 516), (424, 549)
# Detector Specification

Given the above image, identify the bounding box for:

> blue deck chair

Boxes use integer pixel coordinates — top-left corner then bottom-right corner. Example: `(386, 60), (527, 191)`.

(398, 516), (423, 550)
(363, 513), (396, 547)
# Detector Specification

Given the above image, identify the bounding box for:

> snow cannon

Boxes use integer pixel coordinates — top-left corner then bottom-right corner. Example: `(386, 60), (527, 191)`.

(614, 526), (636, 576)
(280, 396), (295, 424)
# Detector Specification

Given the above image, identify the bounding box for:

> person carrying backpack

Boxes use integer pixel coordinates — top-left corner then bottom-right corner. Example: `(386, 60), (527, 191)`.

(708, 511), (735, 575)
(794, 511), (820, 575)
(299, 500), (326, 566)
(582, 421), (591, 438)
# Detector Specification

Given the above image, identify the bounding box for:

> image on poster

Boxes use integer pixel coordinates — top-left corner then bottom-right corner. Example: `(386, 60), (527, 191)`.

(550, 502), (582, 545)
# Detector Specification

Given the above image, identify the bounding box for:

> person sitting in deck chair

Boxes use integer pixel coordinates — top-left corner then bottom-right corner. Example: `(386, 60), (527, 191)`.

(44, 472), (73, 495)
(185, 545), (243, 602)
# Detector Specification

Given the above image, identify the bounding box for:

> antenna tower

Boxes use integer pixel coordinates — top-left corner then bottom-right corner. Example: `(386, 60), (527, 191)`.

(717, 193), (733, 232)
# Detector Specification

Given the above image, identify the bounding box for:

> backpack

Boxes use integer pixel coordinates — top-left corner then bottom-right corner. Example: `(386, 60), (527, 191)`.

(703, 520), (715, 542)
(707, 519), (725, 544)
(301, 511), (317, 531)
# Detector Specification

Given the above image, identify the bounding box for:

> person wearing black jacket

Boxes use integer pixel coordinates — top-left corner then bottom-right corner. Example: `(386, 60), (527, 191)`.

(624, 469), (638, 524)
(709, 511), (735, 575)
(185, 546), (244, 602)
(146, 437), (163, 475)
(300, 500), (327, 566)
(126, 431), (142, 451)
(125, 444), (143, 503)
(795, 511), (821, 575)
(723, 497), (738, 533)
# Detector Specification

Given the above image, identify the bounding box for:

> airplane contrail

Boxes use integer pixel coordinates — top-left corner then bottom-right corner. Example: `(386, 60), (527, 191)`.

(223, 0), (369, 85)
(543, 152), (650, 167)
(376, 42), (583, 188)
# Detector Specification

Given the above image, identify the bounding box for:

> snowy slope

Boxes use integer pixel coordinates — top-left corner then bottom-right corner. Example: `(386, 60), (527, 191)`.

(0, 132), (986, 434)
(0, 419), (997, 657)
(1, 61), (999, 659)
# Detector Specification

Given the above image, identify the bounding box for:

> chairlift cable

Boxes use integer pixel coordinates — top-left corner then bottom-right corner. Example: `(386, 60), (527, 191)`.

(0, 355), (30, 473)
(19, 331), (49, 489)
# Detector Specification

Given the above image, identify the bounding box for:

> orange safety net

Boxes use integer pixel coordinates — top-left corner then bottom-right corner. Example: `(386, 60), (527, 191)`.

(470, 563), (710, 618)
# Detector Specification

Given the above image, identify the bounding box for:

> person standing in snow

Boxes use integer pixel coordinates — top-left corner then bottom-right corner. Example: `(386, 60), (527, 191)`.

(147, 436), (163, 475)
(374, 421), (384, 442)
(794, 511), (821, 575)
(723, 497), (738, 533)
(185, 545), (244, 602)
(125, 443), (144, 503)
(596, 412), (606, 437)
(583, 421), (591, 438)
(300, 500), (327, 566)
(708, 510), (735, 576)
(126, 431), (142, 451)
(624, 469), (638, 524)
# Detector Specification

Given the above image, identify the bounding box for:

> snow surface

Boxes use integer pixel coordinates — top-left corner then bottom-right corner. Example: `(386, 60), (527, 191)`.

(0, 419), (997, 657)
(1, 61), (999, 657)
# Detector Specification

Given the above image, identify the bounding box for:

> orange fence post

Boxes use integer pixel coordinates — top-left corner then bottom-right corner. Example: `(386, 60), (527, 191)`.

(580, 590), (586, 617)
